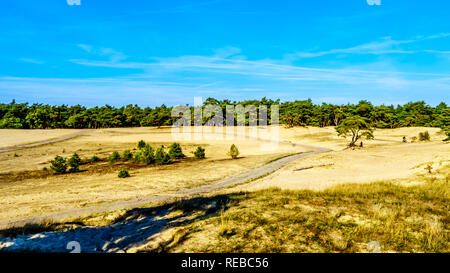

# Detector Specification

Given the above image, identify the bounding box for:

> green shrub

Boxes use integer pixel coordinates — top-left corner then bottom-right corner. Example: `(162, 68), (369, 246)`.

(50, 155), (67, 174)
(118, 169), (130, 178)
(109, 151), (120, 163)
(419, 131), (430, 141)
(227, 144), (240, 159)
(90, 155), (100, 162)
(155, 146), (171, 165)
(122, 150), (133, 161)
(193, 146), (206, 159)
(137, 140), (146, 149)
(168, 142), (185, 159)
(133, 150), (142, 163)
(140, 144), (155, 165)
(67, 153), (81, 173)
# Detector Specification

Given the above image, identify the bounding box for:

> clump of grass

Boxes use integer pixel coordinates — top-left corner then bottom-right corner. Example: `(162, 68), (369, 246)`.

(90, 155), (100, 162)
(118, 169), (130, 178)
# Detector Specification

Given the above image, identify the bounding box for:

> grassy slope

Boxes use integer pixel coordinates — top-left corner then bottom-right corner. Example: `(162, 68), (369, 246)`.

(157, 167), (450, 253)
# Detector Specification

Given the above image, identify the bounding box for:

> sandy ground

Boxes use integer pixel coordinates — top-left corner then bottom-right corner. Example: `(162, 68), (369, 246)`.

(0, 129), (86, 149)
(0, 126), (447, 222)
(0, 126), (308, 221)
(235, 127), (449, 191)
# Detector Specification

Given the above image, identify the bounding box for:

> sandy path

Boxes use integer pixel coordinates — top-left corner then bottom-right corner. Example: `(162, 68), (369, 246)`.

(0, 144), (328, 230)
(0, 130), (91, 153)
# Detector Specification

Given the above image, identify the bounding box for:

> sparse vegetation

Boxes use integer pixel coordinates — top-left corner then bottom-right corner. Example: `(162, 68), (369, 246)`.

(137, 140), (146, 149)
(118, 169), (130, 178)
(155, 146), (171, 165)
(109, 151), (120, 163)
(141, 144), (156, 165)
(228, 144), (240, 159)
(193, 146), (206, 159)
(50, 155), (67, 174)
(67, 153), (81, 173)
(90, 155), (100, 162)
(419, 131), (431, 141)
(122, 150), (133, 161)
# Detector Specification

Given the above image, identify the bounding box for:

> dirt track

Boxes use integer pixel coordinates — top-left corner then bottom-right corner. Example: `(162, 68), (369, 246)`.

(0, 130), (90, 153)
(0, 144), (327, 230)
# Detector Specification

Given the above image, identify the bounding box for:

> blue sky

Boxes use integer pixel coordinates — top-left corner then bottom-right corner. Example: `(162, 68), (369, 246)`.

(0, 0), (449, 107)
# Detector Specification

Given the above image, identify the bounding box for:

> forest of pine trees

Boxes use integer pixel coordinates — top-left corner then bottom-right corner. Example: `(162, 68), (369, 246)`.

(0, 98), (449, 131)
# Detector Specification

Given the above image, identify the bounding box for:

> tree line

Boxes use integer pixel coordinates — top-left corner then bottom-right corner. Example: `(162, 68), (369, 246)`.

(0, 98), (449, 130)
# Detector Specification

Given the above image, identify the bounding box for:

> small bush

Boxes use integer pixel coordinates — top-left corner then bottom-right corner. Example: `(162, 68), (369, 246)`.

(140, 144), (155, 165)
(109, 151), (120, 163)
(14, 153), (19, 157)
(155, 146), (171, 165)
(227, 144), (240, 159)
(411, 136), (417, 143)
(419, 131), (430, 141)
(168, 142), (185, 159)
(118, 169), (130, 178)
(50, 155), (67, 174)
(193, 146), (206, 159)
(137, 140), (146, 149)
(122, 150), (133, 161)
(90, 155), (100, 162)
(133, 150), (142, 163)
(67, 153), (81, 173)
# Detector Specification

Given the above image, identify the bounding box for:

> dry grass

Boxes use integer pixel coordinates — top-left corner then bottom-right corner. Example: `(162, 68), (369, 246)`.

(1, 166), (448, 253)
(150, 166), (450, 253)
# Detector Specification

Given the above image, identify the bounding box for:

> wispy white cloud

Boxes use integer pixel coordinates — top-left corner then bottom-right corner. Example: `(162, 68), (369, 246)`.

(76, 44), (127, 62)
(19, 58), (45, 64)
(4, 39), (450, 107)
(288, 33), (450, 59)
